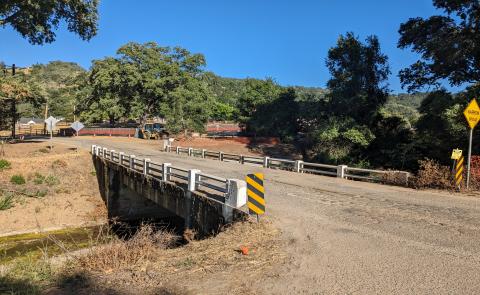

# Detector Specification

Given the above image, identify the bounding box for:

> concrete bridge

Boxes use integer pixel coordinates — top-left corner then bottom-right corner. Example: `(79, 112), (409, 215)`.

(91, 145), (248, 236)
(54, 137), (480, 294)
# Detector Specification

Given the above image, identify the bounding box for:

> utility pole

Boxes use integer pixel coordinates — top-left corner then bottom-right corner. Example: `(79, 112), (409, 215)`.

(11, 64), (16, 139)
(44, 100), (48, 135)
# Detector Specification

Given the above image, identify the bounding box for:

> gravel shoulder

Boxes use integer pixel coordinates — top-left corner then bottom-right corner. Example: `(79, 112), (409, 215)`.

(53, 136), (480, 294)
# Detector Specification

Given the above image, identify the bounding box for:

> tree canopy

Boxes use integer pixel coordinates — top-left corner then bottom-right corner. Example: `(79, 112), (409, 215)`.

(398, 0), (480, 92)
(0, 72), (42, 136)
(81, 42), (213, 133)
(0, 0), (98, 44)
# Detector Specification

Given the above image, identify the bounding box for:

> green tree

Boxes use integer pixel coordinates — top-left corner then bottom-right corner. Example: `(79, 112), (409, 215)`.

(299, 33), (390, 166)
(249, 87), (299, 140)
(80, 57), (132, 125)
(0, 73), (42, 137)
(326, 32), (390, 125)
(413, 88), (480, 166)
(0, 0), (98, 44)
(237, 78), (281, 129)
(398, 0), (480, 91)
(82, 42), (212, 133)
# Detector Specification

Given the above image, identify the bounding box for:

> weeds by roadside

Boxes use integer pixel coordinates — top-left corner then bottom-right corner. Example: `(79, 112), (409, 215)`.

(0, 254), (55, 295)
(0, 194), (14, 210)
(10, 174), (26, 185)
(0, 159), (11, 171)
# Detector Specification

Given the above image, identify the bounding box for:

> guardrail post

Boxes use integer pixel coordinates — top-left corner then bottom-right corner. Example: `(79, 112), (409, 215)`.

(143, 158), (150, 176)
(110, 150), (115, 161)
(176, 146), (180, 154)
(119, 152), (124, 165)
(188, 169), (201, 192)
(130, 155), (136, 169)
(337, 165), (347, 179)
(202, 149), (206, 158)
(263, 156), (270, 168)
(103, 148), (107, 158)
(240, 155), (245, 164)
(219, 152), (224, 161)
(91, 145), (96, 155)
(223, 179), (247, 222)
(95, 146), (101, 156)
(295, 160), (303, 173)
(162, 163), (172, 181)
(188, 148), (193, 156)
(403, 172), (410, 186)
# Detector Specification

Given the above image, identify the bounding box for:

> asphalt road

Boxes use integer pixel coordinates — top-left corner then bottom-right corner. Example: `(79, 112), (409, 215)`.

(54, 137), (480, 294)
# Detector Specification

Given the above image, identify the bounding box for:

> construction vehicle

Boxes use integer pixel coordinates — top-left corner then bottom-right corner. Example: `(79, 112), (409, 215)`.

(141, 122), (169, 140)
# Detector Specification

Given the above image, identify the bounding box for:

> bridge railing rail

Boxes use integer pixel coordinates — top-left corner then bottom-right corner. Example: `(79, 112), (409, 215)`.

(167, 145), (410, 186)
(91, 145), (246, 208)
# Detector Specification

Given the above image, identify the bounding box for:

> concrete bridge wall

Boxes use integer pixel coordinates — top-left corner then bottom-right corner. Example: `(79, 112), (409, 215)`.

(93, 154), (247, 236)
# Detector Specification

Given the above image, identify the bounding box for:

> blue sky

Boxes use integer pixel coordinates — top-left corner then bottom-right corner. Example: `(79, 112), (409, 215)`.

(0, 0), (454, 93)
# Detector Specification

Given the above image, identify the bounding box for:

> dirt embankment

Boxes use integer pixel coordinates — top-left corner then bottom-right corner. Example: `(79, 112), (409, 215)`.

(0, 141), (106, 235)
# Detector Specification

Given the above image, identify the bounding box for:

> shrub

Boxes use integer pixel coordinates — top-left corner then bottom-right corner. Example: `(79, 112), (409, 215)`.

(38, 148), (50, 153)
(0, 194), (14, 210)
(412, 159), (454, 190)
(0, 159), (11, 170)
(45, 175), (60, 187)
(10, 174), (26, 185)
(33, 173), (45, 185)
(381, 171), (410, 186)
(35, 190), (48, 198)
(470, 155), (480, 191)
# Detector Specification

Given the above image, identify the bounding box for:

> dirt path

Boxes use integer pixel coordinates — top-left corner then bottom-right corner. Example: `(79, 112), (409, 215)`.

(53, 137), (480, 294)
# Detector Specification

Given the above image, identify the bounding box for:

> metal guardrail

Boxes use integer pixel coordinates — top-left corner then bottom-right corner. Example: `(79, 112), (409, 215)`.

(91, 145), (233, 198)
(300, 162), (338, 176)
(167, 145), (411, 186)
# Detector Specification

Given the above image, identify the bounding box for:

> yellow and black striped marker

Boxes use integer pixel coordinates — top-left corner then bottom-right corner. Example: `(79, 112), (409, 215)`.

(455, 156), (464, 188)
(246, 173), (265, 215)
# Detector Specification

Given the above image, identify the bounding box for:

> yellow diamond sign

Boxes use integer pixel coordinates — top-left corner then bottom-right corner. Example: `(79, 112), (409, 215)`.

(464, 98), (480, 129)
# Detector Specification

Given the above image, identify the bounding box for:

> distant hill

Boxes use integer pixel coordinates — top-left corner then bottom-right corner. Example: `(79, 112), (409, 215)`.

(382, 93), (427, 126)
(207, 73), (427, 126)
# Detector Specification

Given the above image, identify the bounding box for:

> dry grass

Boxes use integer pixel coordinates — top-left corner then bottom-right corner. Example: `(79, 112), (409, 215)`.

(54, 218), (284, 294)
(74, 224), (179, 272)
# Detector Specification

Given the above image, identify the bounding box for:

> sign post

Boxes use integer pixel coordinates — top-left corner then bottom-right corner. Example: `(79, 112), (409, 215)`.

(70, 121), (84, 137)
(44, 116), (60, 140)
(463, 98), (480, 189)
